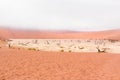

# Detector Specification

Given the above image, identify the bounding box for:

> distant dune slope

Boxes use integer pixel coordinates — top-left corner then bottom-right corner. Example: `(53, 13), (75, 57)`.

(0, 27), (120, 40)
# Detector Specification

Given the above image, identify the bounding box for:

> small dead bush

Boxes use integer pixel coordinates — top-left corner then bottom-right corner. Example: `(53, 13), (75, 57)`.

(60, 49), (64, 52)
(17, 48), (21, 50)
(108, 39), (118, 43)
(34, 40), (38, 44)
(28, 48), (36, 51)
(46, 41), (49, 44)
(68, 50), (72, 52)
(8, 45), (15, 49)
(60, 46), (64, 48)
(78, 46), (84, 49)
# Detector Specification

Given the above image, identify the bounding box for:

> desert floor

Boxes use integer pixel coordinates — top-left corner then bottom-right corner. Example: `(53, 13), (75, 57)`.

(8, 39), (120, 53)
(0, 28), (120, 80)
(0, 48), (120, 80)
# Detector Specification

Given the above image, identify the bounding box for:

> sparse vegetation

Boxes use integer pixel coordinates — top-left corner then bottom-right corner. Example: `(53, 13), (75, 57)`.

(34, 40), (38, 44)
(60, 49), (64, 52)
(28, 48), (36, 51)
(78, 46), (84, 49)
(68, 50), (72, 52)
(17, 47), (21, 50)
(60, 46), (64, 48)
(86, 40), (90, 42)
(96, 46), (107, 53)
(46, 41), (49, 44)
(108, 39), (119, 43)
(7, 39), (120, 53)
(8, 44), (11, 48)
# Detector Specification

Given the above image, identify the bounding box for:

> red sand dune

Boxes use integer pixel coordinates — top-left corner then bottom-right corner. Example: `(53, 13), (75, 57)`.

(0, 27), (120, 39)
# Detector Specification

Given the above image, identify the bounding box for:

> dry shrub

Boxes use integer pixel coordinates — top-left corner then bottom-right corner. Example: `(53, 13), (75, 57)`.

(17, 47), (21, 50)
(46, 41), (49, 44)
(9, 46), (15, 49)
(68, 50), (72, 52)
(78, 46), (84, 49)
(34, 40), (38, 44)
(60, 46), (64, 48)
(108, 39), (118, 43)
(28, 48), (36, 51)
(60, 49), (64, 52)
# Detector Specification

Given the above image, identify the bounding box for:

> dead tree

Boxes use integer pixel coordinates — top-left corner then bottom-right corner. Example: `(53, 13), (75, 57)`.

(95, 40), (107, 53)
(33, 40), (38, 44)
(46, 41), (49, 44)
(8, 44), (11, 48)
(96, 46), (107, 53)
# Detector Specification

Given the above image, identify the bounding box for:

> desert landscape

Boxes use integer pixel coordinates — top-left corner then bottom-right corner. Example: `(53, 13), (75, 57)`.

(7, 39), (120, 53)
(0, 0), (120, 79)
(0, 28), (120, 80)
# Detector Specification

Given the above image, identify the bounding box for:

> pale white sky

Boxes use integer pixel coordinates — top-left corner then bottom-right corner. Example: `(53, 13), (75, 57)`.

(0, 0), (120, 31)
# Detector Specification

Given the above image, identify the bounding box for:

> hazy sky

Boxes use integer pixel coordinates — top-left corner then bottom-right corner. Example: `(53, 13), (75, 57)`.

(0, 0), (120, 31)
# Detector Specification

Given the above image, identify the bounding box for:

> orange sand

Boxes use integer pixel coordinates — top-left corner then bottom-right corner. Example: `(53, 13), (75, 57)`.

(0, 48), (120, 80)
